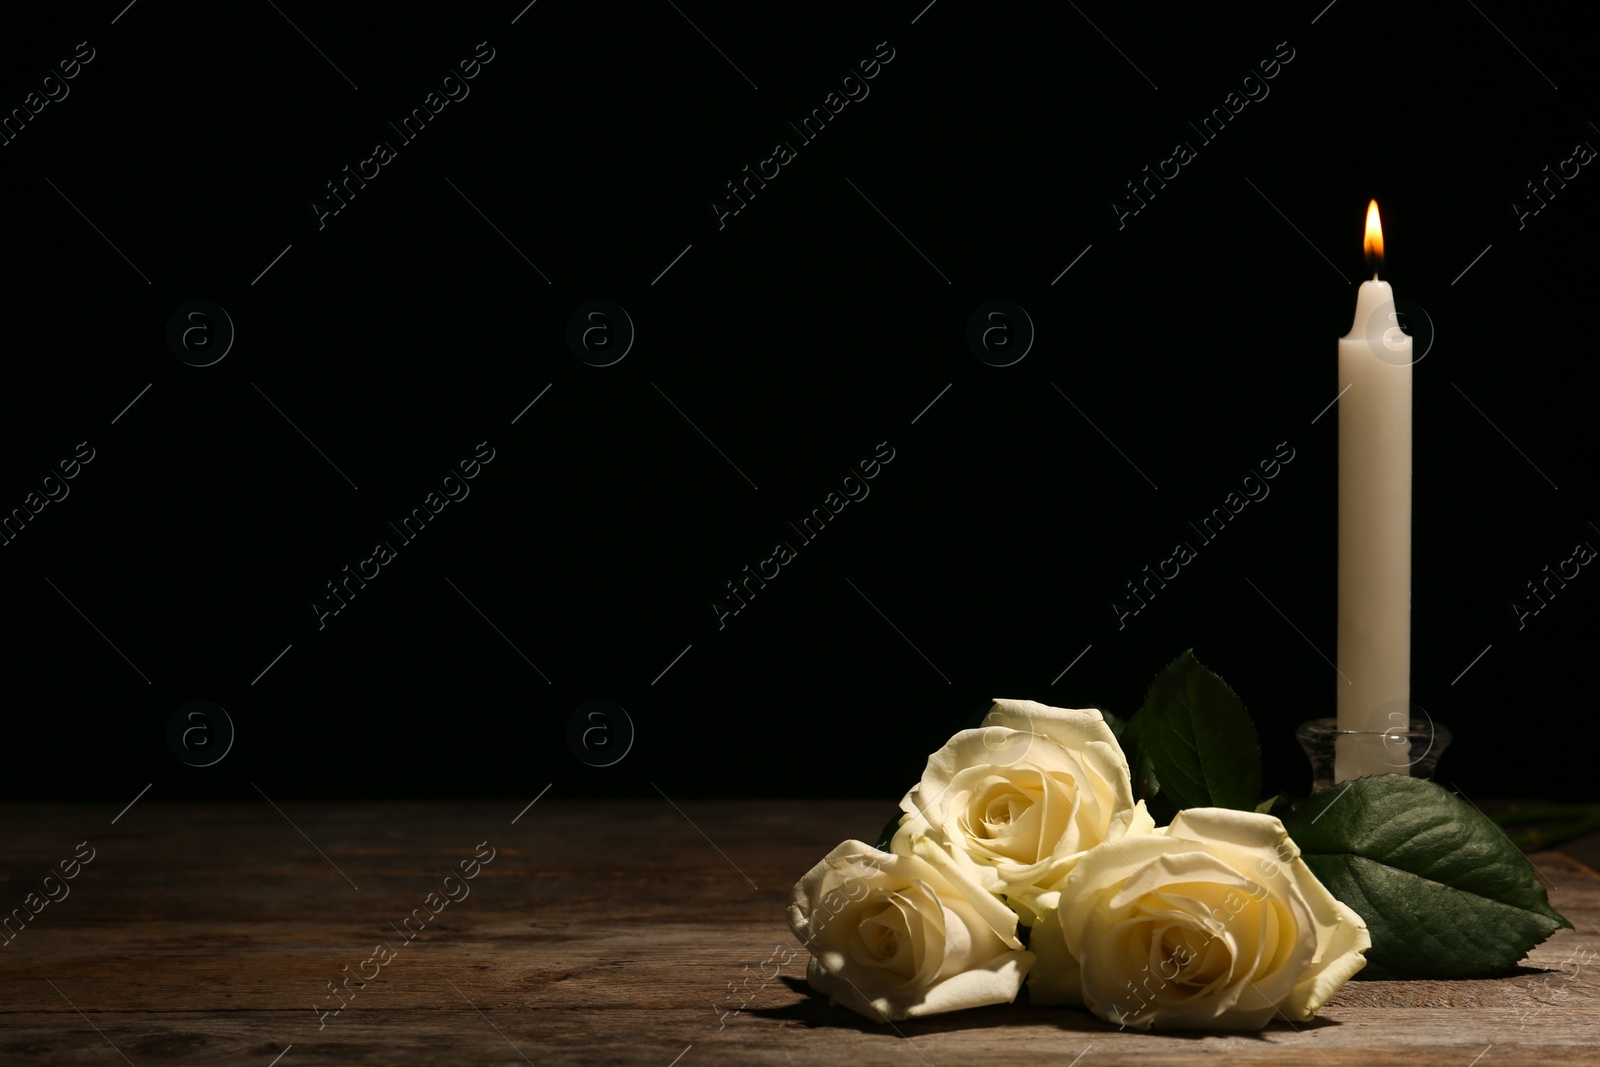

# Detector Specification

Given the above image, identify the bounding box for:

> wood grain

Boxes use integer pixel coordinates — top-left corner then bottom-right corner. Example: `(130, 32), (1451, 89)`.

(1, 799), (1595, 1065)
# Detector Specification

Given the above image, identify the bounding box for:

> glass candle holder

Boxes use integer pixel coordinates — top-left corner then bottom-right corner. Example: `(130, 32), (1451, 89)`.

(1295, 717), (1451, 793)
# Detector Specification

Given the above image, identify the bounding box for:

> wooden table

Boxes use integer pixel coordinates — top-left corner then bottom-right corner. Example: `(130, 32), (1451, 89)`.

(2, 799), (1596, 1065)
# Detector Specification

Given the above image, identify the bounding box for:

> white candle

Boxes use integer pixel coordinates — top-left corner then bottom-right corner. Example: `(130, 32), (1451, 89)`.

(1335, 201), (1412, 782)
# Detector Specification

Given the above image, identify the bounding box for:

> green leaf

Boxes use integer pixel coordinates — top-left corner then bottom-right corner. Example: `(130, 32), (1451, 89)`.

(1107, 703), (1171, 812)
(1255, 794), (1293, 817)
(873, 810), (905, 853)
(1125, 717), (1172, 820)
(1100, 708), (1130, 746)
(1282, 776), (1572, 977)
(1131, 650), (1262, 811)
(1142, 782), (1178, 827)
(1103, 708), (1153, 800)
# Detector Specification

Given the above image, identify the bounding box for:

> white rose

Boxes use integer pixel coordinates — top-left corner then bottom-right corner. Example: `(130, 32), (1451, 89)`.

(892, 699), (1152, 925)
(1030, 807), (1370, 1031)
(787, 839), (1033, 1021)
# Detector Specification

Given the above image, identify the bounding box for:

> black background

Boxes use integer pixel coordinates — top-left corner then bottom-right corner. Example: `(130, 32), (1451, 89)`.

(1, 1), (1593, 804)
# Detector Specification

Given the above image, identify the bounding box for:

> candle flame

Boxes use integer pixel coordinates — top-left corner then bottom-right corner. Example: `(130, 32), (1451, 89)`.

(1364, 200), (1384, 277)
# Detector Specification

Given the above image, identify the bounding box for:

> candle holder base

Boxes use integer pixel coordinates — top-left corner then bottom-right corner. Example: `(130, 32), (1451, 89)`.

(1295, 717), (1451, 794)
